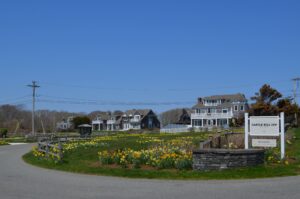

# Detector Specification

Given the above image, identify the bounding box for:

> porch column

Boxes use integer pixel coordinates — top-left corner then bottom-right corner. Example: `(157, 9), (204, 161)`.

(201, 119), (203, 127)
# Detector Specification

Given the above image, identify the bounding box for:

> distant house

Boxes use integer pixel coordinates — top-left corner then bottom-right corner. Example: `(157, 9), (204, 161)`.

(106, 113), (123, 131)
(92, 109), (160, 131)
(56, 116), (74, 130)
(122, 109), (160, 130)
(91, 112), (122, 131)
(191, 93), (248, 128)
(160, 108), (191, 126)
(91, 113), (109, 131)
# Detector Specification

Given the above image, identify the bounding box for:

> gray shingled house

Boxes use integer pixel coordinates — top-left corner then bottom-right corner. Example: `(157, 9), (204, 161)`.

(91, 112), (123, 131)
(191, 93), (248, 128)
(122, 109), (160, 130)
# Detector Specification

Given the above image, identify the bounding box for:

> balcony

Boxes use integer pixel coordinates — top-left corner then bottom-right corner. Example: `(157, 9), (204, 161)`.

(92, 119), (103, 125)
(107, 120), (116, 125)
(191, 112), (233, 119)
(130, 118), (141, 123)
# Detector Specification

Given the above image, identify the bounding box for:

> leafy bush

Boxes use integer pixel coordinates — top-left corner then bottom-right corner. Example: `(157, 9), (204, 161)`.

(175, 159), (193, 170)
(0, 128), (8, 138)
(265, 148), (281, 164)
(0, 140), (9, 145)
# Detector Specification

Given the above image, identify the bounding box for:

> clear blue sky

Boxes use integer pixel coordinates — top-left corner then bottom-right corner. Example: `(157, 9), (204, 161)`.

(0, 0), (299, 113)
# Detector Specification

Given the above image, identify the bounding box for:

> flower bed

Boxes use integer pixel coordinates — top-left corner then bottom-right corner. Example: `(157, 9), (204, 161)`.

(98, 138), (196, 170)
(0, 139), (9, 145)
(31, 133), (211, 170)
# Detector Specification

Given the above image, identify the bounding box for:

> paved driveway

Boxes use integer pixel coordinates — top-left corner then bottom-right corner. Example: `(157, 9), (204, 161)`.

(0, 144), (299, 199)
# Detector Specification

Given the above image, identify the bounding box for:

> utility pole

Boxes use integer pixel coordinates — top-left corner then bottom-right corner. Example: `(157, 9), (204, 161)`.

(27, 81), (40, 136)
(292, 77), (300, 126)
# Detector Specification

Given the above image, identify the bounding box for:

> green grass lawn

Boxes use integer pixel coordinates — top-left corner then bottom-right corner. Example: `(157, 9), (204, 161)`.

(23, 129), (300, 180)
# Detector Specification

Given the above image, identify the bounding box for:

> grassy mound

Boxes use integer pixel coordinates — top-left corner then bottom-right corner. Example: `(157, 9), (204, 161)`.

(23, 129), (300, 180)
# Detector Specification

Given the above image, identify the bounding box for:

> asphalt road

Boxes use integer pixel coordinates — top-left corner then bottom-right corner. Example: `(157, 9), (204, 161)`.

(0, 144), (299, 199)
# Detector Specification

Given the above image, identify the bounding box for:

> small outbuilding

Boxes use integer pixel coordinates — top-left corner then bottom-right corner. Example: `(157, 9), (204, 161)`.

(78, 124), (92, 138)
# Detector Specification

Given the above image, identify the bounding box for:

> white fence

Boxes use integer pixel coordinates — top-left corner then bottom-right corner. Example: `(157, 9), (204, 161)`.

(160, 124), (189, 133)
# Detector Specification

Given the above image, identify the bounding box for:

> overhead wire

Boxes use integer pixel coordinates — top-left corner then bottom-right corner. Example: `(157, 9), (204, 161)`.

(39, 79), (292, 92)
(0, 79), (297, 107)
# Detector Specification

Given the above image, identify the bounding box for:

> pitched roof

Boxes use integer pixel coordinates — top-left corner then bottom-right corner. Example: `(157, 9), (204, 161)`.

(124, 109), (151, 117)
(136, 109), (151, 117)
(161, 109), (185, 123)
(193, 93), (247, 109)
(92, 112), (113, 121)
(161, 108), (191, 125)
(193, 102), (233, 109)
(203, 93), (247, 102)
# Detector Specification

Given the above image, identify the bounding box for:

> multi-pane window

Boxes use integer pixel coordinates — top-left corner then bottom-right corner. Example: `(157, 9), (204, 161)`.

(193, 119), (202, 126)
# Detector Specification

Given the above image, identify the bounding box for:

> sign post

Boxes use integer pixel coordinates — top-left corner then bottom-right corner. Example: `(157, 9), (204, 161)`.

(280, 112), (285, 160)
(245, 112), (285, 160)
(244, 113), (249, 149)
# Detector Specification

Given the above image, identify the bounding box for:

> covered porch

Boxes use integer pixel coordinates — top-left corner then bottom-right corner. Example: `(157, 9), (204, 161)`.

(192, 118), (230, 128)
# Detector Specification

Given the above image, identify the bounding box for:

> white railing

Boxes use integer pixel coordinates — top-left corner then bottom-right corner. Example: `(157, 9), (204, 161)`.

(92, 120), (103, 124)
(107, 120), (116, 124)
(130, 119), (140, 123)
(191, 112), (233, 119)
(203, 103), (220, 106)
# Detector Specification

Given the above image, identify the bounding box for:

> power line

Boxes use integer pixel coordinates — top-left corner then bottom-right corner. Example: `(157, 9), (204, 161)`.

(35, 84), (297, 107)
(0, 79), (296, 111)
(0, 95), (31, 103)
(10, 100), (32, 106)
(36, 98), (195, 106)
(40, 79), (292, 92)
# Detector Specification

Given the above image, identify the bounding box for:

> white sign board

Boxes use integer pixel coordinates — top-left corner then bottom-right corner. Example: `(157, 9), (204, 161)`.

(252, 139), (277, 147)
(249, 116), (280, 136)
(245, 112), (285, 159)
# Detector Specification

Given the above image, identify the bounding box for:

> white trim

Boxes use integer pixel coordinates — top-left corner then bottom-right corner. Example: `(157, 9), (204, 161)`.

(240, 105), (244, 111)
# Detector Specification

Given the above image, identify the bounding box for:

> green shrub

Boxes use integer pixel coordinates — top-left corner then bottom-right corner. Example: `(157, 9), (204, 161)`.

(0, 128), (8, 138)
(0, 140), (9, 145)
(158, 158), (175, 169)
(98, 151), (113, 165)
(175, 159), (193, 170)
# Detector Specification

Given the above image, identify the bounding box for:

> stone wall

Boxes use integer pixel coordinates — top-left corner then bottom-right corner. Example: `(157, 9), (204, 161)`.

(193, 149), (265, 171)
(200, 133), (245, 149)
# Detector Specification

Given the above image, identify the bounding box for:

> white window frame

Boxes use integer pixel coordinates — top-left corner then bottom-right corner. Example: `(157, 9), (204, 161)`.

(234, 105), (238, 111)
(240, 105), (244, 111)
